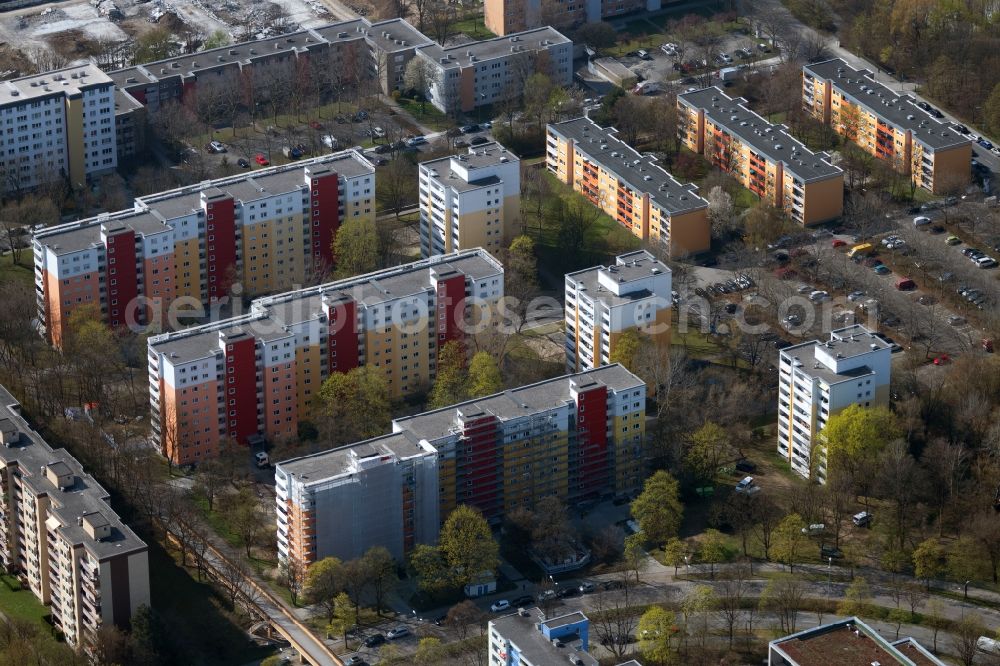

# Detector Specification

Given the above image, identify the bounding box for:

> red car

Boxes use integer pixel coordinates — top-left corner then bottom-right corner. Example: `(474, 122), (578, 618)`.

(933, 354), (950, 365)
(309, 120), (323, 130)
(832, 239), (847, 248)
(255, 153), (269, 166)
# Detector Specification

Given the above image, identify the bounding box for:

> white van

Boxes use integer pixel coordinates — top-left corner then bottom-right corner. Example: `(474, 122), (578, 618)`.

(255, 452), (270, 469)
(852, 511), (872, 527)
(735, 476), (756, 493)
(977, 636), (1000, 655)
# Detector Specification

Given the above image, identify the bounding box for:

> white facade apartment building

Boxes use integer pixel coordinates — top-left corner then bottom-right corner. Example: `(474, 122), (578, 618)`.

(416, 27), (572, 115)
(0, 386), (149, 650)
(0, 64), (116, 192)
(564, 250), (672, 373)
(418, 142), (520, 257)
(777, 325), (891, 481)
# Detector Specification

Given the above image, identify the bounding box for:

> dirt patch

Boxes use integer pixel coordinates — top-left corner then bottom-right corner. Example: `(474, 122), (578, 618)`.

(46, 28), (106, 61)
(0, 44), (36, 79)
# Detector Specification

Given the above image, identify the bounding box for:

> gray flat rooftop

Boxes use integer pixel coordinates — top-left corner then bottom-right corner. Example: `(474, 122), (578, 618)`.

(491, 609), (597, 666)
(0, 63), (112, 106)
(398, 364), (644, 443)
(311, 20), (369, 43)
(418, 26), (570, 69)
(549, 117), (707, 216)
(114, 88), (144, 115)
(679, 87), (843, 183)
(804, 59), (970, 152)
(566, 254), (669, 308)
(35, 152), (372, 256)
(780, 325), (887, 385)
(421, 144), (517, 192)
(277, 430), (432, 483)
(107, 67), (154, 89)
(0, 388), (146, 561)
(149, 249), (503, 365)
(363, 18), (432, 52)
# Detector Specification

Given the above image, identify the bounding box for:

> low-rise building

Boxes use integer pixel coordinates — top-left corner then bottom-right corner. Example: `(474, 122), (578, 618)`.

(777, 325), (891, 481)
(547, 117), (710, 257)
(488, 607), (644, 666)
(148, 249), (504, 466)
(565, 250), (671, 373)
(769, 617), (945, 665)
(275, 364), (646, 568)
(0, 64), (117, 193)
(417, 27), (573, 115)
(803, 59), (972, 194)
(418, 142), (520, 256)
(678, 86), (844, 226)
(0, 386), (149, 650)
(33, 151), (374, 348)
(484, 0), (662, 36)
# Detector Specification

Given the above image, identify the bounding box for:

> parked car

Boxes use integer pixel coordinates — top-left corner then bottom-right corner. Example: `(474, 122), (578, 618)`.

(976, 256), (997, 268)
(237, 158), (250, 168)
(895, 277), (916, 290)
(832, 239), (847, 248)
(254, 153), (269, 166)
(511, 595), (534, 607)
(406, 135), (428, 147)
(386, 627), (411, 640)
(735, 459), (756, 473)
(537, 589), (558, 602)
(821, 545), (843, 559)
(460, 124), (480, 134)
(847, 290), (865, 302)
(579, 582), (596, 594)
(946, 235), (961, 245)
(801, 523), (825, 535)
(874, 264), (891, 275)
(309, 120), (324, 130)
(207, 140), (226, 153)
(254, 452), (269, 468)
(948, 315), (967, 326)
(344, 657), (368, 666)
(363, 634), (386, 647)
(913, 216), (932, 226)
(735, 476), (758, 493)
(852, 511), (872, 527)
(933, 354), (951, 365)
(470, 136), (490, 146)
(490, 599), (511, 613)
(809, 290), (829, 302)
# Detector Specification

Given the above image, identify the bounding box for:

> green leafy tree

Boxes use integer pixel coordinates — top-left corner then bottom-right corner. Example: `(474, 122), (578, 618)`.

(772, 514), (807, 572)
(410, 543), (451, 593)
(822, 404), (901, 484)
(913, 538), (946, 590)
(698, 529), (730, 579)
(467, 351), (502, 398)
(637, 605), (677, 664)
(332, 217), (380, 279)
(303, 557), (346, 620)
(947, 536), (983, 584)
(572, 21), (618, 50)
(429, 341), (467, 408)
(316, 366), (391, 445)
(984, 82), (1000, 137)
(439, 505), (499, 589)
(685, 421), (735, 483)
(609, 329), (641, 372)
(361, 546), (398, 616)
(414, 636), (445, 665)
(327, 592), (357, 646)
(681, 585), (716, 648)
(134, 28), (175, 63)
(503, 235), (539, 333)
(663, 537), (687, 576)
(631, 470), (684, 547)
(837, 576), (873, 617)
(203, 30), (231, 50)
(887, 607), (909, 640)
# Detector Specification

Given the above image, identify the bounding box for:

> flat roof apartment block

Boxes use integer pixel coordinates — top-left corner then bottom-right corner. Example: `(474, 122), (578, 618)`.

(484, 0), (663, 36)
(769, 617), (945, 665)
(678, 86), (844, 226)
(547, 117), (710, 257)
(33, 151), (374, 348)
(418, 142), (520, 257)
(777, 325), (891, 481)
(803, 59), (972, 194)
(147, 249), (504, 466)
(417, 27), (573, 114)
(565, 250), (671, 372)
(0, 63), (116, 192)
(0, 387), (149, 650)
(275, 364), (646, 567)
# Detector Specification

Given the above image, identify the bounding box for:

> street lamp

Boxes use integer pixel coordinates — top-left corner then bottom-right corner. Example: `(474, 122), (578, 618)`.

(964, 580), (971, 600)
(827, 557), (833, 595)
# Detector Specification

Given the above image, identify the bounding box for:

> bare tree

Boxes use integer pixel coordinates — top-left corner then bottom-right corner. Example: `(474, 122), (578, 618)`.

(716, 561), (749, 647)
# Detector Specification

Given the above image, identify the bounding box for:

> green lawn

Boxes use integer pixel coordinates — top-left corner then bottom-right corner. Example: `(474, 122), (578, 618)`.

(452, 15), (494, 39)
(396, 97), (454, 132)
(0, 574), (51, 628)
(0, 256), (34, 286)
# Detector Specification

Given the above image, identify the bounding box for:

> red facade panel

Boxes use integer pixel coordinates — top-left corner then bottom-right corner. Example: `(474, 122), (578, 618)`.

(575, 386), (609, 496)
(205, 197), (237, 303)
(105, 229), (139, 330)
(224, 335), (258, 445)
(308, 171), (340, 269)
(435, 274), (467, 347)
(459, 415), (501, 520)
(328, 299), (359, 374)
